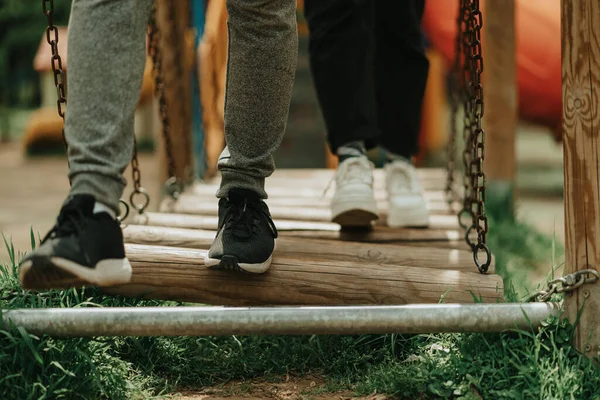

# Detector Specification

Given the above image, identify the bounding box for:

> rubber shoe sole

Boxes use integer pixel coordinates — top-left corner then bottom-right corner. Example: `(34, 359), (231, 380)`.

(204, 254), (272, 274)
(19, 256), (132, 290)
(331, 196), (379, 227)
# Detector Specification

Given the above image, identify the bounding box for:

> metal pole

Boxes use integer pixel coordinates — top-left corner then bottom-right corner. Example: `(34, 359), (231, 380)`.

(1, 303), (560, 337)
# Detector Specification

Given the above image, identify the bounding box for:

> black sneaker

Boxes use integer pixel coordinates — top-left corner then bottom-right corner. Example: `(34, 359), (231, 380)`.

(204, 189), (278, 273)
(19, 194), (132, 290)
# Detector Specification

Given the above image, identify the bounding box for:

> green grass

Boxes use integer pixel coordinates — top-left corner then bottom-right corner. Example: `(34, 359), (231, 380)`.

(0, 211), (595, 400)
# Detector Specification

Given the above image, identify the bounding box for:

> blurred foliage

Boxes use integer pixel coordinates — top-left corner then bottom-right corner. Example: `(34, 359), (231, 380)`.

(0, 0), (72, 106)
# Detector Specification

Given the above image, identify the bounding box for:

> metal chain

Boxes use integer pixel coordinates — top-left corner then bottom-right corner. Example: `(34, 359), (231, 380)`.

(465, 0), (491, 273)
(444, 0), (465, 213)
(42, 0), (68, 168)
(42, 0), (131, 220)
(458, 0), (475, 231)
(528, 269), (600, 302)
(129, 137), (150, 214)
(148, 2), (184, 199)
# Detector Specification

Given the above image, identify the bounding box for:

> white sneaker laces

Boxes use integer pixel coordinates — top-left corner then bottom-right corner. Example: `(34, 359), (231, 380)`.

(323, 157), (372, 198)
(387, 162), (420, 195)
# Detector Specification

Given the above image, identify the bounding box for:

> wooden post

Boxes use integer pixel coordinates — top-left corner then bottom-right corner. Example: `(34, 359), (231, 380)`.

(191, 0), (207, 179)
(156, 0), (194, 186)
(562, 0), (600, 357)
(482, 0), (518, 217)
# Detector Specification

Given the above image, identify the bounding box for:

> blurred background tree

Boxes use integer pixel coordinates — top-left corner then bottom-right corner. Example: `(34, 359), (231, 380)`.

(0, 0), (72, 108)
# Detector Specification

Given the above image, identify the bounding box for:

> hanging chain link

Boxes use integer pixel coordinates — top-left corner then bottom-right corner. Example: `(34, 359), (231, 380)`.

(148, 2), (184, 199)
(129, 138), (150, 214)
(465, 0), (490, 273)
(528, 270), (600, 302)
(458, 0), (474, 231)
(42, 0), (68, 168)
(449, 0), (491, 273)
(444, 0), (465, 213)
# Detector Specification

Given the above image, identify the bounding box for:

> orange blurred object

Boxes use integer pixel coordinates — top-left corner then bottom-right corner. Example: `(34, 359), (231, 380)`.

(422, 0), (562, 139)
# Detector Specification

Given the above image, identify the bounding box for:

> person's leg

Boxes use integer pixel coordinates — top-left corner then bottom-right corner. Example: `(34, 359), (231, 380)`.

(19, 0), (153, 290)
(304, 0), (378, 155)
(304, 0), (379, 227)
(205, 0), (298, 273)
(375, 0), (430, 228)
(375, 0), (428, 159)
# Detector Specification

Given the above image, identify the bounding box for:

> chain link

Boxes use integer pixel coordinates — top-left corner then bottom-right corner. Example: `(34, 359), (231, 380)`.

(458, 0), (475, 232)
(148, 2), (183, 199)
(528, 269), (600, 302)
(42, 0), (69, 174)
(444, 0), (465, 213)
(465, 0), (490, 273)
(129, 136), (150, 214)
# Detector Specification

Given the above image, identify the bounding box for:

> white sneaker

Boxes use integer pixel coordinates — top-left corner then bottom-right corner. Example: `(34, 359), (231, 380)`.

(330, 157), (379, 227)
(385, 159), (429, 228)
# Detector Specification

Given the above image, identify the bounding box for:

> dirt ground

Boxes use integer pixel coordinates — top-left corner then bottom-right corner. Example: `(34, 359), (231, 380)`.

(170, 376), (392, 400)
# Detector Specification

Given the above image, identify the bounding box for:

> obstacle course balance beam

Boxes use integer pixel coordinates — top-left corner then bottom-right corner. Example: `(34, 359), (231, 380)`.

(99, 244), (503, 305)
(127, 212), (465, 247)
(122, 224), (494, 273)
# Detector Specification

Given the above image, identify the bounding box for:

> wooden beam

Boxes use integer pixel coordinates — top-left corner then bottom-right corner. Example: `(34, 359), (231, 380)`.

(155, 0), (193, 184)
(562, 0), (600, 356)
(191, 182), (446, 199)
(482, 0), (518, 214)
(103, 244), (503, 305)
(127, 212), (465, 246)
(160, 194), (452, 216)
(201, 168), (455, 187)
(157, 198), (459, 226)
(122, 224), (493, 273)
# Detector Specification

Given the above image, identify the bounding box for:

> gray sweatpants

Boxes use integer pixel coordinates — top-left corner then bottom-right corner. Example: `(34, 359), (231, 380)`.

(66, 0), (298, 213)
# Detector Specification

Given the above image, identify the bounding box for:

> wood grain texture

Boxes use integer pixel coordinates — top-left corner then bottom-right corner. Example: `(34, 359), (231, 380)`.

(200, 168), (455, 188)
(562, 0), (600, 355)
(483, 0), (517, 181)
(174, 191), (450, 213)
(122, 224), (493, 273)
(159, 196), (455, 221)
(191, 183), (446, 201)
(155, 0), (193, 183)
(103, 244), (502, 305)
(127, 212), (465, 245)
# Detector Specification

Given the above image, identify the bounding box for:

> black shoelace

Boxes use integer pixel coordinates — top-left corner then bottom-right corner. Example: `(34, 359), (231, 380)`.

(41, 204), (87, 243)
(223, 198), (278, 240)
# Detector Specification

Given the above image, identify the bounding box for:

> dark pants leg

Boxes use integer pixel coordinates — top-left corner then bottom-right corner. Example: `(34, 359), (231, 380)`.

(304, 0), (428, 158)
(375, 0), (429, 158)
(304, 0), (377, 153)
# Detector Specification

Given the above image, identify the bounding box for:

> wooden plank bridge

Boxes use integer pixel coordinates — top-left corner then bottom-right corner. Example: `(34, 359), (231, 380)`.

(109, 168), (504, 306)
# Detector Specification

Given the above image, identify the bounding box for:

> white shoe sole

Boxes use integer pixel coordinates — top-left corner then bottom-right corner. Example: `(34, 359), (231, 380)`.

(19, 256), (132, 289)
(387, 207), (430, 228)
(331, 196), (379, 227)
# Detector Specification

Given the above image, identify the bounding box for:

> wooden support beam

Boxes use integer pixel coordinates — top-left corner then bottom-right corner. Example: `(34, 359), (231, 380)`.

(562, 0), (600, 356)
(483, 0), (518, 215)
(191, 182), (447, 200)
(155, 0), (193, 184)
(160, 193), (452, 216)
(158, 198), (459, 227)
(201, 168), (455, 188)
(103, 244), (503, 305)
(122, 224), (493, 273)
(127, 212), (465, 246)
